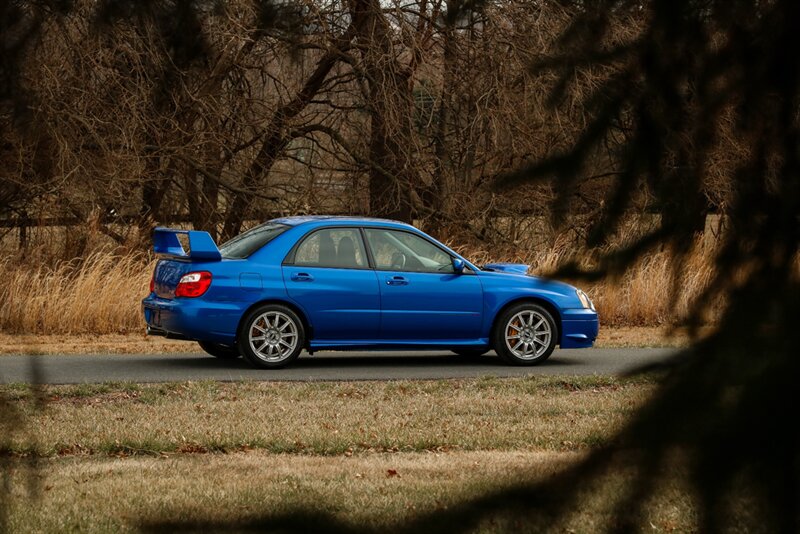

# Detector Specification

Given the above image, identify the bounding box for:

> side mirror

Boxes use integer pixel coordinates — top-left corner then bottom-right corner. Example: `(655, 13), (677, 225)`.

(452, 257), (465, 274)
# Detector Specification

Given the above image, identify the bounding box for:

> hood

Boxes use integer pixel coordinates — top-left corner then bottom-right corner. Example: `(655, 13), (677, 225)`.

(482, 263), (530, 275)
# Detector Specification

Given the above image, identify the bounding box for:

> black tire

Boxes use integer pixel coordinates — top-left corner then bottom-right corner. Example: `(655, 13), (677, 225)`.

(451, 349), (490, 358)
(197, 341), (241, 359)
(492, 302), (558, 365)
(238, 304), (305, 369)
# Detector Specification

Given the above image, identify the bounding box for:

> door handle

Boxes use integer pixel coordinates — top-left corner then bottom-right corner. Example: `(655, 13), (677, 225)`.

(386, 275), (409, 286)
(291, 272), (314, 282)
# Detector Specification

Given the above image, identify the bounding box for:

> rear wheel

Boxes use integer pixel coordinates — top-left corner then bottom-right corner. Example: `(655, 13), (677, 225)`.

(238, 304), (305, 369)
(197, 341), (240, 359)
(493, 303), (557, 365)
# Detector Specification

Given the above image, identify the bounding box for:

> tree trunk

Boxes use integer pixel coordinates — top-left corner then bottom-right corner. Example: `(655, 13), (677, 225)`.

(428, 0), (458, 233)
(352, 0), (424, 223)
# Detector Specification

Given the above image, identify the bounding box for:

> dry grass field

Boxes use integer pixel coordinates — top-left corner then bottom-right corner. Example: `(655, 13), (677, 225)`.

(2, 377), (653, 456)
(0, 376), (710, 533)
(0, 252), (151, 335)
(4, 451), (702, 533)
(0, 244), (720, 337)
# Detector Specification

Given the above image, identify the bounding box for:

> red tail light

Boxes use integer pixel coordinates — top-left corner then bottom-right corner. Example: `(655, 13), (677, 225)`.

(175, 271), (212, 298)
(149, 271), (155, 293)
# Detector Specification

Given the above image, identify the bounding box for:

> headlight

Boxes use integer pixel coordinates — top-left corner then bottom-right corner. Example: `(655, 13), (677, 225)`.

(576, 289), (595, 310)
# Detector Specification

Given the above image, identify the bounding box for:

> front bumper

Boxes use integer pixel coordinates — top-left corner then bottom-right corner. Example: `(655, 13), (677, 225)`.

(559, 308), (599, 349)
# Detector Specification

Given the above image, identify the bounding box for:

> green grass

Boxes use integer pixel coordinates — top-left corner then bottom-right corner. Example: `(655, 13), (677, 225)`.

(1, 375), (659, 457)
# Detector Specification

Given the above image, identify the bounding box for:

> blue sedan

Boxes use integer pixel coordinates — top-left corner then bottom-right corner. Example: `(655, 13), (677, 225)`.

(142, 216), (598, 369)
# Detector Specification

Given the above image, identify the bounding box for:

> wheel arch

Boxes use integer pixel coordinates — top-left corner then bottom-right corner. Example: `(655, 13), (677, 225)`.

(236, 298), (313, 347)
(490, 297), (562, 346)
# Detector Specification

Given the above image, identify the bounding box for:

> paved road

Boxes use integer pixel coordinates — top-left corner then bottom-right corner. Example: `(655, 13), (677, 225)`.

(0, 348), (677, 384)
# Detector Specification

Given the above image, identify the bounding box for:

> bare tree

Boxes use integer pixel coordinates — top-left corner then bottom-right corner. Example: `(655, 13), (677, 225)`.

(3, 0), (645, 253)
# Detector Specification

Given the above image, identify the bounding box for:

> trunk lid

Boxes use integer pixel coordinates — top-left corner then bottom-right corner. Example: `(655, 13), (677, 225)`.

(152, 260), (194, 299)
(151, 228), (221, 299)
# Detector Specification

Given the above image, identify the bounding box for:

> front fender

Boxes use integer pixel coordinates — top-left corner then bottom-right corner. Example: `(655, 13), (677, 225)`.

(478, 271), (591, 344)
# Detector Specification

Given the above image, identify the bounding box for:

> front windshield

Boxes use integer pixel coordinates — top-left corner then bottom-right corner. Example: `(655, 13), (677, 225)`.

(218, 222), (289, 259)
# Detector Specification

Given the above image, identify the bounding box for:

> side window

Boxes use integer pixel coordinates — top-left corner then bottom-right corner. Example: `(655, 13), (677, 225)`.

(364, 229), (454, 273)
(292, 228), (368, 269)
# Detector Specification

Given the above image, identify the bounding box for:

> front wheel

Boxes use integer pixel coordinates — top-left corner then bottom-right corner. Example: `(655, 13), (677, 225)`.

(238, 304), (305, 369)
(198, 341), (241, 359)
(493, 303), (557, 365)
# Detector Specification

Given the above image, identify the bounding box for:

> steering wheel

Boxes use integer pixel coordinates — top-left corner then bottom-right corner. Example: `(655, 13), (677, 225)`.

(390, 252), (406, 269)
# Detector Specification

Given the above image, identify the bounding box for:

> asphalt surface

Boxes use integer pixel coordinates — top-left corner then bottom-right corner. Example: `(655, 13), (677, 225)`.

(0, 348), (678, 384)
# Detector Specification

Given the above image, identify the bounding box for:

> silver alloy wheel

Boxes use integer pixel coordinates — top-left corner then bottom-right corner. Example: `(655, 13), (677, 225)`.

(248, 311), (298, 363)
(505, 310), (552, 360)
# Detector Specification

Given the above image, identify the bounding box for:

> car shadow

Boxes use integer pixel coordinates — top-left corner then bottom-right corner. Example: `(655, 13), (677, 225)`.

(295, 350), (581, 369)
(153, 351), (581, 370)
(295, 353), (506, 369)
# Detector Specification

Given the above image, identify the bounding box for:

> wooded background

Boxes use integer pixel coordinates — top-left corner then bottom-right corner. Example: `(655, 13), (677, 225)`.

(1, 0), (735, 257)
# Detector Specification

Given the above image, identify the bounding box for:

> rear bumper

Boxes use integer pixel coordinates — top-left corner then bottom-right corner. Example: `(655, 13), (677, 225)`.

(145, 325), (191, 340)
(559, 308), (599, 349)
(142, 294), (243, 345)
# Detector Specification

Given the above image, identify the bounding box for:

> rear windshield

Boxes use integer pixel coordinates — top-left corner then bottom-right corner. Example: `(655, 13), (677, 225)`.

(219, 222), (289, 259)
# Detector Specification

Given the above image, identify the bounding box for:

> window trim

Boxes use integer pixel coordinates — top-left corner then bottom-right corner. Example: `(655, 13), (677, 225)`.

(282, 226), (373, 270)
(361, 226), (467, 274)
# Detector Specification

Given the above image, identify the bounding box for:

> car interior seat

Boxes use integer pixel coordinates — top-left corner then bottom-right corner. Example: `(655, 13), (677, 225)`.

(318, 233), (337, 266)
(337, 236), (357, 267)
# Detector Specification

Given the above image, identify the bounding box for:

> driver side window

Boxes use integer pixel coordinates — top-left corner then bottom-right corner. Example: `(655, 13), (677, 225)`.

(364, 228), (453, 273)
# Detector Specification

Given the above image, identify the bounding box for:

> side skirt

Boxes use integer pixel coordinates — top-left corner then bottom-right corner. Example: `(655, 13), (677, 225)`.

(308, 339), (491, 352)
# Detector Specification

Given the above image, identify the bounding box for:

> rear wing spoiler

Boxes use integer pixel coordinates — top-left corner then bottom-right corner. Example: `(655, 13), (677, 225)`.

(153, 228), (222, 261)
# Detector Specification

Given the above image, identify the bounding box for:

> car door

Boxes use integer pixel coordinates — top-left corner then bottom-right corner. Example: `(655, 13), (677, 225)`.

(363, 228), (484, 341)
(283, 228), (380, 341)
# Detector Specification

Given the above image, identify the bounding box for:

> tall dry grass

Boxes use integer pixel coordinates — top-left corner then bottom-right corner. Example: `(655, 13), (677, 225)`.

(453, 239), (721, 327)
(0, 252), (153, 335)
(0, 244), (719, 335)
(591, 248), (719, 326)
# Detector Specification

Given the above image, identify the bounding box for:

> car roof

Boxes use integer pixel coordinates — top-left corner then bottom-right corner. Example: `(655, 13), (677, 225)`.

(270, 215), (417, 230)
